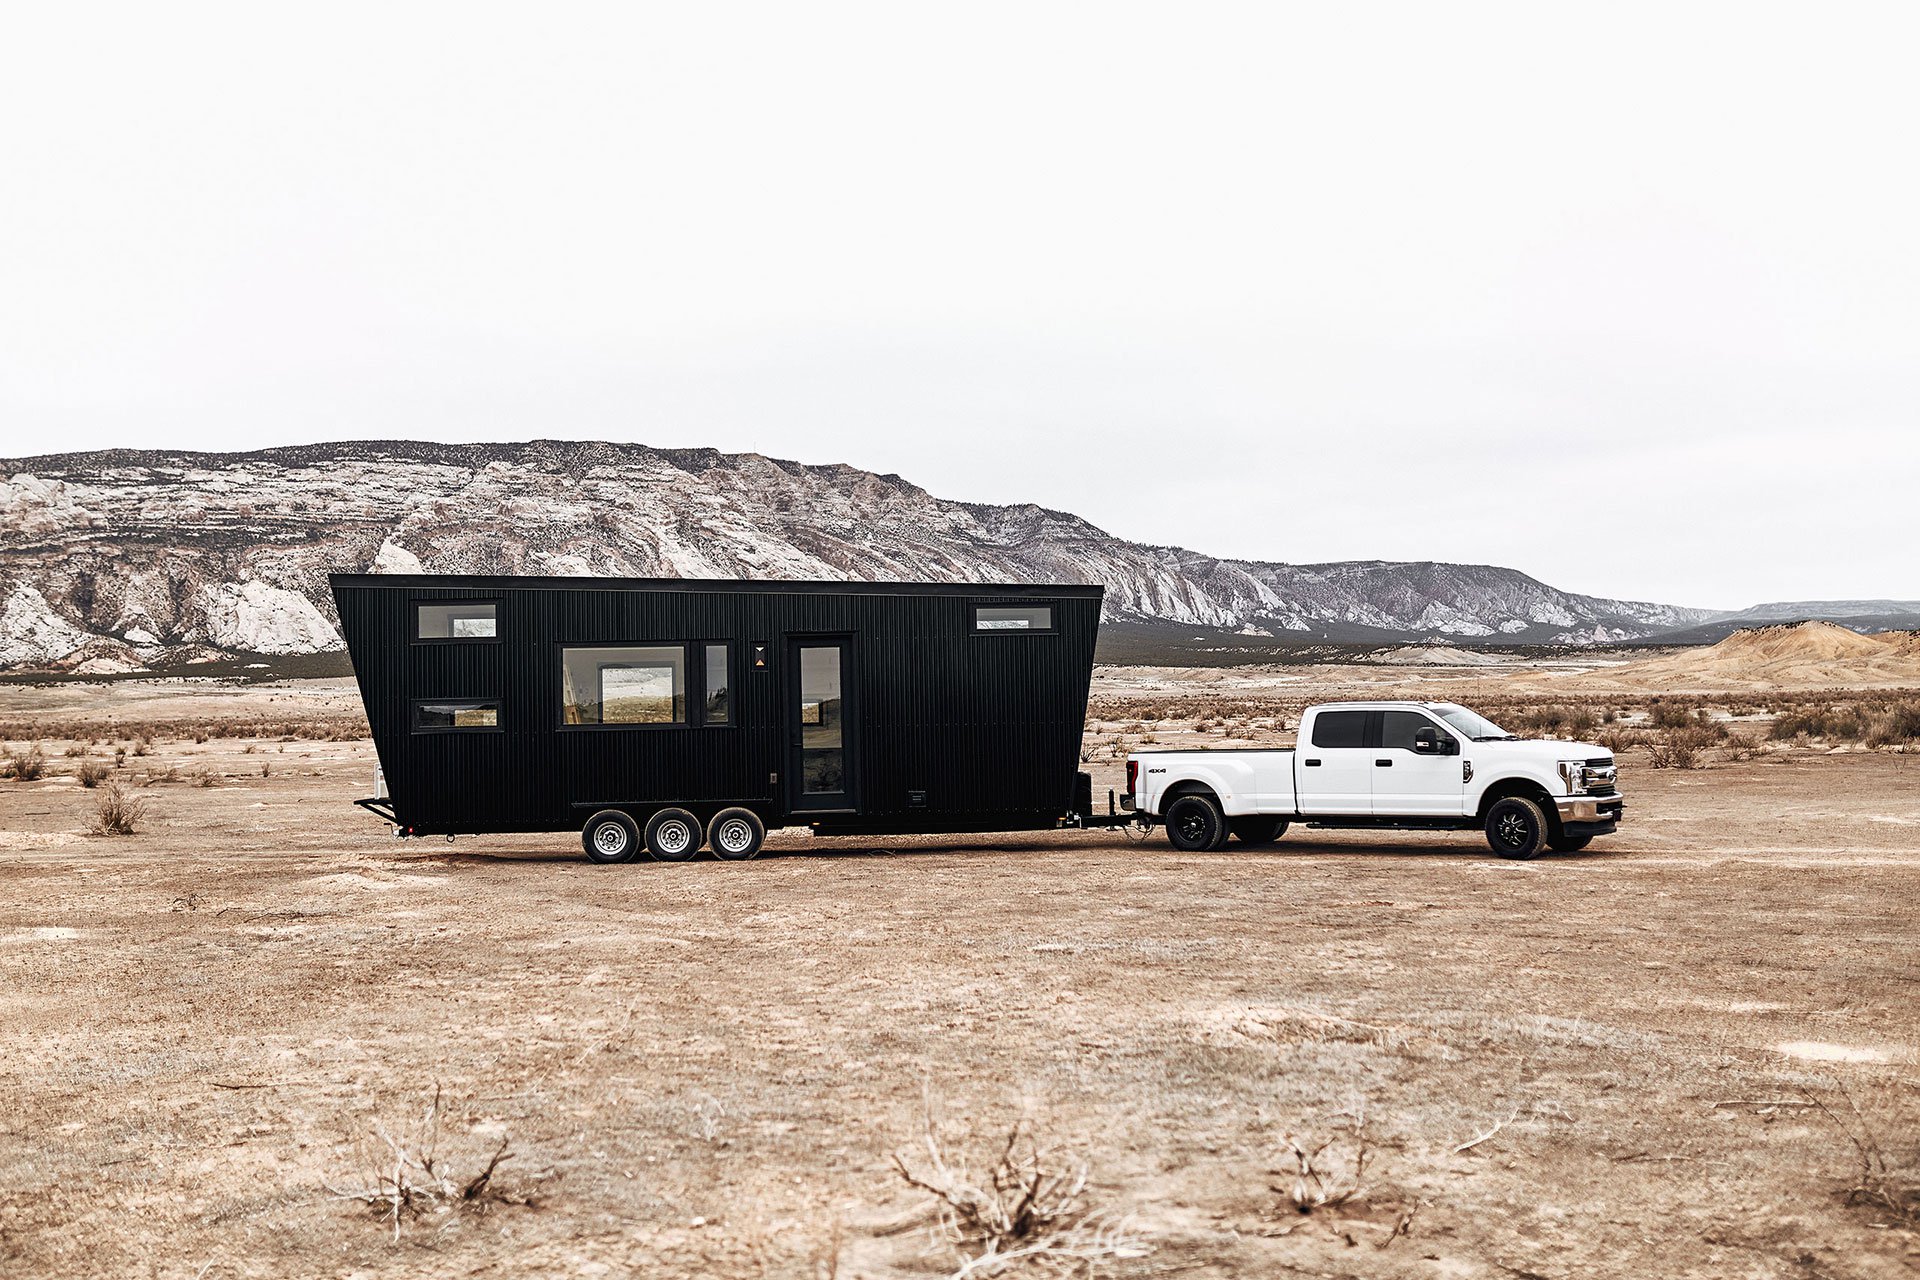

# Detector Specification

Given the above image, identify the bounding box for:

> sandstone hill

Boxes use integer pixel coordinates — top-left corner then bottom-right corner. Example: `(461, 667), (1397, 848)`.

(0, 440), (1715, 671)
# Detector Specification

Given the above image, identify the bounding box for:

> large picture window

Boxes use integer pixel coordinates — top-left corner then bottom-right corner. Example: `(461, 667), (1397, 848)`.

(417, 602), (497, 639)
(562, 646), (685, 725)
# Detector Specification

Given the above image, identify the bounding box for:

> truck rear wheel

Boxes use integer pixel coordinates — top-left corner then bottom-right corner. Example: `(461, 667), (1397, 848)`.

(645, 808), (703, 861)
(707, 808), (766, 861)
(1485, 796), (1549, 860)
(1230, 817), (1290, 845)
(582, 810), (640, 864)
(1164, 794), (1228, 852)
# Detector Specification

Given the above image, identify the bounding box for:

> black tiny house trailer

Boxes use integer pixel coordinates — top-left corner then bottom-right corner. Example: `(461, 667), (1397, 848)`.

(331, 574), (1104, 861)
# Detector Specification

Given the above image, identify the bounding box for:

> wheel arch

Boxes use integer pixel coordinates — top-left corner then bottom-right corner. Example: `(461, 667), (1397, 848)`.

(1475, 776), (1562, 827)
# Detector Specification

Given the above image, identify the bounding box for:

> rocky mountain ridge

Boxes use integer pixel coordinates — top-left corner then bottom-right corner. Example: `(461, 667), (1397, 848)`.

(0, 440), (1715, 672)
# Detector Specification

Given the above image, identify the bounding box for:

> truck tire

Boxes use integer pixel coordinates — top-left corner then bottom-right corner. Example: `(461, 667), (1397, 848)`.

(1230, 817), (1290, 845)
(1485, 796), (1549, 860)
(1548, 832), (1592, 853)
(1165, 794), (1228, 852)
(707, 808), (766, 861)
(644, 808), (703, 861)
(582, 810), (640, 864)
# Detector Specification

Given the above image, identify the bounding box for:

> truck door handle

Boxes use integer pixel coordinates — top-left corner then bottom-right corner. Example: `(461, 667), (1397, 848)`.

(1375, 759), (1393, 767)
(1303, 759), (1321, 767)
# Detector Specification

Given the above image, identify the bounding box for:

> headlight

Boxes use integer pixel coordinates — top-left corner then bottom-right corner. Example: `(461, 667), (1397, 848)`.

(1558, 760), (1617, 794)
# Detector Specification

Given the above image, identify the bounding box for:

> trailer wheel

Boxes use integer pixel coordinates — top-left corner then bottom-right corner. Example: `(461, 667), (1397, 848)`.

(1485, 796), (1549, 860)
(1230, 817), (1290, 845)
(1164, 793), (1228, 852)
(644, 808), (703, 861)
(582, 810), (640, 864)
(707, 808), (766, 861)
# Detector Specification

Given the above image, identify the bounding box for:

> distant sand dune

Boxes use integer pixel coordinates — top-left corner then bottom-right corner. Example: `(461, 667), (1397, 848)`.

(1547, 621), (1920, 692)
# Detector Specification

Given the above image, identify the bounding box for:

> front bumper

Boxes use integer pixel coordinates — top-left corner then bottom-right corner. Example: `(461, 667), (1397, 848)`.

(1555, 793), (1624, 835)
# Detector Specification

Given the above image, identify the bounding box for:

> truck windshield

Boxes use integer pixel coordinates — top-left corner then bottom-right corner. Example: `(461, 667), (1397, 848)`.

(1432, 704), (1515, 741)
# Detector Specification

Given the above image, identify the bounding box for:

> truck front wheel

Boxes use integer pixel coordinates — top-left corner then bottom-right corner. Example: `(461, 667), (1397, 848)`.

(1164, 794), (1228, 852)
(1230, 817), (1290, 846)
(1485, 796), (1549, 859)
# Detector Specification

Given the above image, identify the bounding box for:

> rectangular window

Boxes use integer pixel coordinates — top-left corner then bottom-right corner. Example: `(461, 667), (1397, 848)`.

(1310, 710), (1370, 749)
(973, 604), (1054, 632)
(417, 602), (497, 639)
(703, 643), (731, 725)
(562, 646), (685, 725)
(413, 700), (501, 731)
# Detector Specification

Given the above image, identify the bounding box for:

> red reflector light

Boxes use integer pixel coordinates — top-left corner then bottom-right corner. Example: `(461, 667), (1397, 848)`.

(1125, 759), (1137, 792)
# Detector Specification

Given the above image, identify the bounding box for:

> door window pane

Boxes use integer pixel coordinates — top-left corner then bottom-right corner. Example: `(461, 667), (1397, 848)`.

(1381, 711), (1443, 751)
(417, 602), (496, 638)
(703, 643), (730, 725)
(561, 646), (685, 724)
(1310, 710), (1369, 749)
(414, 700), (500, 730)
(974, 604), (1054, 631)
(799, 646), (844, 794)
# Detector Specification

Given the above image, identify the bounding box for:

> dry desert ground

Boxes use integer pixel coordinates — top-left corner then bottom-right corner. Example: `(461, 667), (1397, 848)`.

(1, 660), (1917, 1279)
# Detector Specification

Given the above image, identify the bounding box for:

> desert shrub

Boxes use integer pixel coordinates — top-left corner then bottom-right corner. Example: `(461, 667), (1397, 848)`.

(1772, 705), (1867, 742)
(1596, 727), (1652, 755)
(326, 1086), (518, 1241)
(1721, 733), (1765, 762)
(1648, 700), (1694, 729)
(75, 759), (109, 788)
(131, 737), (151, 757)
(143, 764), (182, 786)
(1865, 700), (1920, 748)
(1648, 726), (1716, 769)
(4, 744), (46, 781)
(91, 782), (150, 836)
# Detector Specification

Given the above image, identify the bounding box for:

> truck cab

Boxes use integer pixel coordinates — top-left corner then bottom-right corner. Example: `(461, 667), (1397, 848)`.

(1126, 700), (1622, 859)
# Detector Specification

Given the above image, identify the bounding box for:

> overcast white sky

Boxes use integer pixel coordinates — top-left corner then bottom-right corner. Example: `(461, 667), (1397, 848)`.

(3, 3), (1916, 609)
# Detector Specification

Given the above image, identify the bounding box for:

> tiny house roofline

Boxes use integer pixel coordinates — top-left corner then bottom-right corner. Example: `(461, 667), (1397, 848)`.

(328, 573), (1101, 599)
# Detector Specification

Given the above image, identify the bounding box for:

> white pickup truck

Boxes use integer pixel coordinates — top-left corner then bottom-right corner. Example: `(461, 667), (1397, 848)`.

(1124, 701), (1621, 859)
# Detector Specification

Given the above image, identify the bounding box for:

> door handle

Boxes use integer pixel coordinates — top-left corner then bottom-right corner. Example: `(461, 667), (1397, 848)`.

(1375, 759), (1393, 767)
(1303, 759), (1321, 767)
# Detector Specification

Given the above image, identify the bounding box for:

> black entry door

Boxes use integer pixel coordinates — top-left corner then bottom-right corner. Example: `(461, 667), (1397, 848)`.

(787, 638), (855, 812)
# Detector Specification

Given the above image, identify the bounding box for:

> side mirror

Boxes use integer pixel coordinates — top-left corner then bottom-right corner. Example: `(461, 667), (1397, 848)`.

(1413, 726), (1455, 755)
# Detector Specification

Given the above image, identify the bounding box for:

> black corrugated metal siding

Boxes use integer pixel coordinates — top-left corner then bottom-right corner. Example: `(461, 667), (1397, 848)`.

(331, 575), (1101, 837)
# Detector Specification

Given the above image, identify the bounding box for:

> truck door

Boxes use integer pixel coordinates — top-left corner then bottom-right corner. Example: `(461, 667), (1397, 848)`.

(1374, 710), (1466, 816)
(1296, 709), (1373, 815)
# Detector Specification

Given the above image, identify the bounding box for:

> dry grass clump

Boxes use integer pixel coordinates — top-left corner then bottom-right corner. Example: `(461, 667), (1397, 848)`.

(91, 782), (150, 836)
(1274, 1120), (1371, 1215)
(891, 1096), (1146, 1278)
(74, 758), (110, 788)
(3, 743), (48, 781)
(1804, 1086), (1920, 1225)
(326, 1086), (520, 1241)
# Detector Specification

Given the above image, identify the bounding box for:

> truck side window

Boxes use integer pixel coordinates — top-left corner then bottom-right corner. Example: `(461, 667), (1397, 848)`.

(1311, 711), (1368, 748)
(1380, 710), (1444, 751)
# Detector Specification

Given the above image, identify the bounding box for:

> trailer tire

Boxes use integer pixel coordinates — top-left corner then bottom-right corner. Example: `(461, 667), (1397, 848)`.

(1485, 796), (1549, 860)
(645, 808), (703, 861)
(1230, 817), (1290, 845)
(582, 810), (640, 864)
(707, 808), (766, 861)
(1164, 793), (1228, 852)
